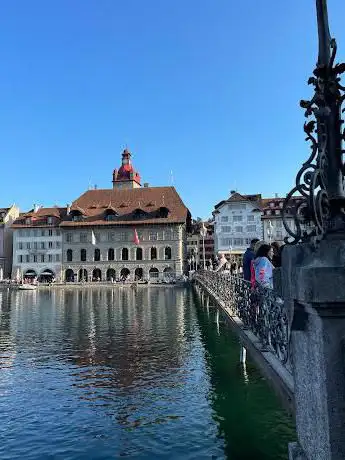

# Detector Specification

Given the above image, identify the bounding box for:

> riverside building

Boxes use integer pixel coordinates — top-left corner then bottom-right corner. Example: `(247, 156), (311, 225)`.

(60, 149), (191, 282)
(11, 206), (66, 282)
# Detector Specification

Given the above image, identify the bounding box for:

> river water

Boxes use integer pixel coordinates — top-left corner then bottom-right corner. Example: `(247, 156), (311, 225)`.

(0, 287), (295, 459)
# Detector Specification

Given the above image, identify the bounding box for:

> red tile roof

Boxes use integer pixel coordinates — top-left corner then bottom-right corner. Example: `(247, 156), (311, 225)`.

(60, 186), (190, 227)
(12, 207), (67, 228)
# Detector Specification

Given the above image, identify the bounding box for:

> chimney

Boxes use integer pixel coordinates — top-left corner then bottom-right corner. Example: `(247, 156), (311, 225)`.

(144, 183), (149, 188)
(66, 204), (71, 215)
(275, 193), (279, 198)
(230, 190), (236, 195)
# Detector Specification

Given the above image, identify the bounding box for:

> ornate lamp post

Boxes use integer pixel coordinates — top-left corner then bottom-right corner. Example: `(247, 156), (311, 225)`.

(283, 0), (345, 244)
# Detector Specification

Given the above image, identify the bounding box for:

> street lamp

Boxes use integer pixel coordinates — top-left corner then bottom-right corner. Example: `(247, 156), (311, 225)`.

(282, 0), (345, 244)
(200, 223), (207, 270)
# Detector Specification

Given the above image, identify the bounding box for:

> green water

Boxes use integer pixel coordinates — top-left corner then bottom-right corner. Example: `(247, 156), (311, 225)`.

(0, 286), (295, 459)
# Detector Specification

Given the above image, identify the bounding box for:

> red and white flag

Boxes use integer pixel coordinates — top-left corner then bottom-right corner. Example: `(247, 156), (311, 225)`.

(133, 228), (140, 245)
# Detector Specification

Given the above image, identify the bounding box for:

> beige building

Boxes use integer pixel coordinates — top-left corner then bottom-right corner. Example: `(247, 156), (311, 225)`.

(0, 205), (20, 279)
(60, 149), (191, 282)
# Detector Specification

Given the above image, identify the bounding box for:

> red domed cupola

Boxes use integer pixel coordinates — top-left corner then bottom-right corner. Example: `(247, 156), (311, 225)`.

(112, 149), (141, 189)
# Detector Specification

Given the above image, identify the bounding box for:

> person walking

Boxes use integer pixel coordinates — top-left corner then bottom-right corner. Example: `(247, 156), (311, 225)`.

(242, 238), (259, 281)
(253, 244), (274, 289)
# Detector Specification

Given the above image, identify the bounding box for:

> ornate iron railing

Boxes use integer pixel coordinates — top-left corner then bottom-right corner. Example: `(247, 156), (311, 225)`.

(194, 270), (290, 365)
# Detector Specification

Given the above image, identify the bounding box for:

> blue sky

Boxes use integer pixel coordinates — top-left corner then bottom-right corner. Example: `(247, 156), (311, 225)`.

(0, 0), (344, 219)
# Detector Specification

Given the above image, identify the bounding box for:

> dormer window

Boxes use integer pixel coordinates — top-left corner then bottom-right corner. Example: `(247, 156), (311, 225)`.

(47, 216), (53, 225)
(157, 207), (169, 218)
(104, 208), (118, 221)
(133, 208), (146, 219)
(70, 208), (84, 222)
(25, 217), (31, 225)
(270, 202), (274, 208)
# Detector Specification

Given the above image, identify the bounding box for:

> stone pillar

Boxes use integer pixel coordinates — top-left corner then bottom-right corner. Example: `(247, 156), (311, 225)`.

(282, 239), (345, 460)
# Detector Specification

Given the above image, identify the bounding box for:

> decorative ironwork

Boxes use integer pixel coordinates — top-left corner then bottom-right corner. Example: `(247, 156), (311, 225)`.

(283, 0), (345, 244)
(194, 270), (290, 365)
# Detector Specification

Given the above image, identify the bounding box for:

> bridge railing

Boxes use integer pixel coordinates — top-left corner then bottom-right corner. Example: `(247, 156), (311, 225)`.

(194, 270), (290, 366)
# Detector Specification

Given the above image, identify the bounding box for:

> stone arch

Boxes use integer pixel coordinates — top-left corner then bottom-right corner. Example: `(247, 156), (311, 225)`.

(120, 267), (130, 281)
(39, 268), (55, 282)
(65, 269), (74, 282)
(163, 266), (174, 281)
(24, 269), (37, 280)
(92, 268), (102, 281)
(106, 268), (116, 281)
(149, 267), (159, 280)
(78, 268), (88, 282)
(134, 267), (143, 281)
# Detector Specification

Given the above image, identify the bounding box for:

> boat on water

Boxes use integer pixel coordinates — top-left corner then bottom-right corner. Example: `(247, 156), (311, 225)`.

(18, 284), (37, 291)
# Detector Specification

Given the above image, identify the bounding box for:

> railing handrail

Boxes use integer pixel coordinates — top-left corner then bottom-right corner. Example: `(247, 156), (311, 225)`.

(194, 270), (290, 366)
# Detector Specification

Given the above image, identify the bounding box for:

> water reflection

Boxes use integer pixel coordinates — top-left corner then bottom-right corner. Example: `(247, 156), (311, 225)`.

(0, 286), (294, 460)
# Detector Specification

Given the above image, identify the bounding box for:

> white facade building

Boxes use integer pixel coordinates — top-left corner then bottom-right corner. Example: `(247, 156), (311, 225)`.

(213, 192), (263, 260)
(11, 207), (66, 282)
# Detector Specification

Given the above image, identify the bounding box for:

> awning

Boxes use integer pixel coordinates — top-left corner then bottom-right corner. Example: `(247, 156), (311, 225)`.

(40, 271), (54, 276)
(24, 270), (37, 276)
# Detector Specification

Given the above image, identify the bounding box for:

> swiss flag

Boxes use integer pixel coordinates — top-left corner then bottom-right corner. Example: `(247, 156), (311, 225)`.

(133, 228), (140, 245)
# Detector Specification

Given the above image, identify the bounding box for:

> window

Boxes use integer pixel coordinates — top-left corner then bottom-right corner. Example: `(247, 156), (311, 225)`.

(150, 247), (157, 260)
(56, 241), (61, 249)
(66, 233), (73, 243)
(220, 238), (232, 246)
(233, 216), (243, 222)
(108, 232), (115, 242)
(41, 254), (45, 263)
(48, 241), (53, 249)
(136, 247), (143, 260)
(164, 247), (172, 260)
(56, 230), (60, 236)
(221, 216), (228, 222)
(275, 210), (280, 215)
(48, 254), (53, 262)
(33, 255), (37, 263)
(247, 215), (255, 222)
(235, 226), (243, 233)
(26, 255), (30, 263)
(80, 233), (87, 243)
(270, 202), (275, 208)
(94, 232), (101, 243)
(33, 229), (38, 237)
(122, 248), (129, 261)
(81, 249), (87, 262)
(25, 218), (31, 225)
(48, 229), (53, 236)
(149, 231), (157, 241)
(18, 242), (23, 250)
(41, 230), (45, 236)
(56, 254), (60, 262)
(34, 242), (38, 249)
(119, 232), (127, 242)
(67, 249), (73, 262)
(234, 238), (243, 246)
(221, 226), (231, 233)
(276, 231), (283, 239)
(47, 216), (53, 225)
(164, 229), (172, 240)
(108, 248), (114, 261)
(94, 248), (101, 261)
(26, 242), (30, 249)
(276, 221), (282, 228)
(18, 255), (23, 263)
(247, 225), (256, 232)
(41, 242), (45, 249)
(279, 201), (284, 208)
